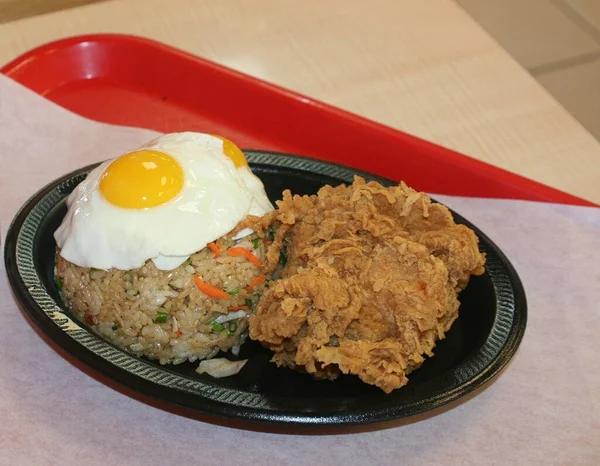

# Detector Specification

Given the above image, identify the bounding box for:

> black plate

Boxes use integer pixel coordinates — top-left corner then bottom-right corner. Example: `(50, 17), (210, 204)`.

(4, 151), (526, 430)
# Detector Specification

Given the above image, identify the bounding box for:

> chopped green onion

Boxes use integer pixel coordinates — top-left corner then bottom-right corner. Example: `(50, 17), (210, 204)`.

(153, 311), (168, 323)
(227, 289), (239, 296)
(228, 321), (238, 335)
(112, 323), (121, 331)
(251, 237), (261, 249)
(278, 249), (288, 267)
(211, 321), (224, 332)
(185, 258), (192, 266)
(245, 298), (253, 307)
(250, 293), (261, 314)
(55, 278), (63, 290)
(268, 225), (276, 242)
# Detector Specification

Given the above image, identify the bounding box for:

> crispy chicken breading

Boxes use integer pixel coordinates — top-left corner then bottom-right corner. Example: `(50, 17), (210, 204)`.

(248, 177), (486, 393)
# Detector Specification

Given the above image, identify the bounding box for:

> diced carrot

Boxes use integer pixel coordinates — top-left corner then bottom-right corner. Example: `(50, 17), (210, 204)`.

(207, 242), (221, 257)
(57, 259), (63, 276)
(264, 240), (272, 246)
(247, 276), (266, 290)
(228, 305), (250, 311)
(193, 276), (229, 299)
(227, 247), (262, 266)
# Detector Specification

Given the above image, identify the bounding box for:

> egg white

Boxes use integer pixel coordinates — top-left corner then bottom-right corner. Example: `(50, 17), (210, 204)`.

(54, 133), (273, 271)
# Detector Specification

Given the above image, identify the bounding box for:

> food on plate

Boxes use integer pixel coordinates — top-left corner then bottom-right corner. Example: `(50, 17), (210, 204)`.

(248, 177), (486, 393)
(196, 358), (248, 378)
(53, 131), (485, 390)
(54, 133), (273, 372)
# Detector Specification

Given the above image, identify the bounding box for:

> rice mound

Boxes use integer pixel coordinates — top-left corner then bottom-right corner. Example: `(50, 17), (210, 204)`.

(56, 233), (268, 365)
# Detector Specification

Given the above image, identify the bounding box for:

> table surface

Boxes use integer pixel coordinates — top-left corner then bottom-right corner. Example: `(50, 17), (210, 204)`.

(1, 0), (599, 205)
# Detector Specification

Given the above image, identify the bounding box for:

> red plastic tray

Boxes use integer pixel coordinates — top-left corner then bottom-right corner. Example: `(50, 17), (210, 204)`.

(2, 34), (592, 206)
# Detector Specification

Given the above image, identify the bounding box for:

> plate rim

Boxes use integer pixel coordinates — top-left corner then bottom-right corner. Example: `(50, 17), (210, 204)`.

(3, 150), (527, 428)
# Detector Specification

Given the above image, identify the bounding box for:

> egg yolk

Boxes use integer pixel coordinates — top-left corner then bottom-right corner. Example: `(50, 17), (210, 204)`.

(214, 135), (248, 167)
(99, 150), (184, 209)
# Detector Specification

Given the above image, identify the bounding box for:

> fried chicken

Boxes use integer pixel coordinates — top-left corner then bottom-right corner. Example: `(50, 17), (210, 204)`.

(248, 177), (486, 393)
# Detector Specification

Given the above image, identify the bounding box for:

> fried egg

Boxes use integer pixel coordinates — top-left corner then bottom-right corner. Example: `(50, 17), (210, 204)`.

(54, 132), (273, 270)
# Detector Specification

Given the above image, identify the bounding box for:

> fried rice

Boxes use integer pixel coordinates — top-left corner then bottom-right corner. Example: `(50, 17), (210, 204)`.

(56, 232), (269, 366)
